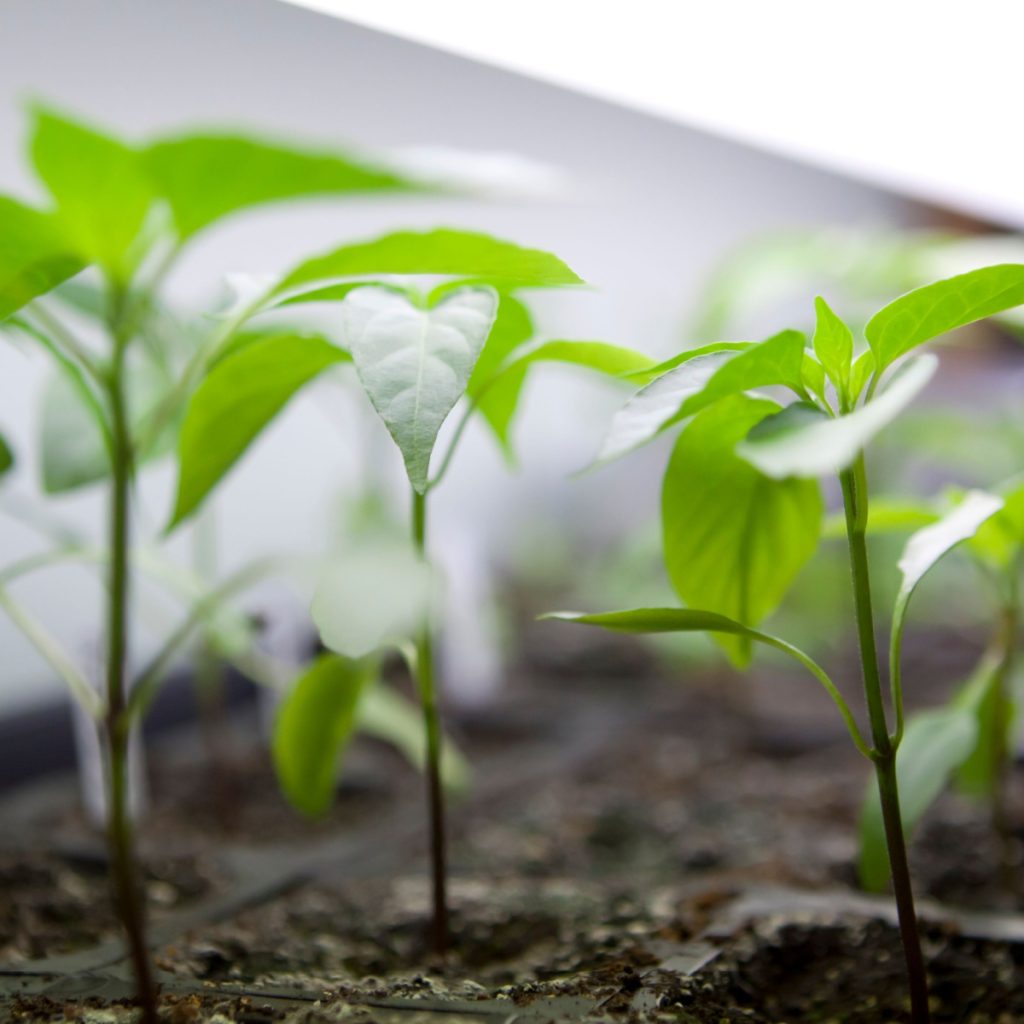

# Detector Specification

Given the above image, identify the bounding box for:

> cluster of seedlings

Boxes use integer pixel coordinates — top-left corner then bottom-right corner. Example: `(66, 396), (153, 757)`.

(2, 107), (1024, 1024)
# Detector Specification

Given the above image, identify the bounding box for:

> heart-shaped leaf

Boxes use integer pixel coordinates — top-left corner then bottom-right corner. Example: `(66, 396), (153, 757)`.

(344, 285), (498, 492)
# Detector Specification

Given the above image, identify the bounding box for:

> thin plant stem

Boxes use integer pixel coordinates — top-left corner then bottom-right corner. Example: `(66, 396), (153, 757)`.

(102, 292), (158, 1024)
(840, 456), (930, 1024)
(411, 488), (449, 955)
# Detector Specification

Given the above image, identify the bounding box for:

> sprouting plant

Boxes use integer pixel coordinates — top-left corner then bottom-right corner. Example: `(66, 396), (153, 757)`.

(550, 264), (1024, 1024)
(845, 477), (1024, 894)
(170, 229), (654, 953)
(0, 104), (443, 1021)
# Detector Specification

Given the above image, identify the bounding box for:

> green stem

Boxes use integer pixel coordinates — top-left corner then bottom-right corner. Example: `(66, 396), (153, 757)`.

(840, 456), (930, 1024)
(103, 295), (158, 1024)
(411, 488), (449, 955)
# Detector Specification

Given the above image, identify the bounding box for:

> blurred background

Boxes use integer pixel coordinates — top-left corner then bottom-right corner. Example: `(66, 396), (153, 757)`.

(0, 0), (1019, 721)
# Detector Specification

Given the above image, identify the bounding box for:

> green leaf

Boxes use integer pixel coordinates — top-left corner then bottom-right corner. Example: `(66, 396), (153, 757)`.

(545, 606), (869, 757)
(849, 349), (876, 400)
(344, 285), (498, 492)
(595, 330), (806, 465)
(858, 702), (978, 891)
(275, 228), (584, 298)
(968, 477), (1024, 570)
(478, 339), (654, 462)
(272, 654), (373, 817)
(30, 107), (154, 281)
(801, 353), (828, 405)
(39, 368), (111, 492)
(0, 197), (84, 321)
(737, 354), (938, 479)
(956, 657), (1016, 798)
(812, 296), (853, 394)
(888, 491), (1003, 728)
(0, 432), (14, 477)
(312, 539), (437, 660)
(143, 133), (422, 242)
(171, 332), (350, 526)
(662, 395), (822, 665)
(622, 341), (755, 381)
(895, 489), (1002, 602)
(357, 683), (470, 793)
(865, 264), (1024, 370)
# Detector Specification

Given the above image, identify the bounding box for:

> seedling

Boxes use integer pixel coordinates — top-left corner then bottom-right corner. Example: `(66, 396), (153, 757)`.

(171, 229), (653, 952)
(0, 104), (442, 1021)
(846, 476), (1024, 893)
(551, 264), (1024, 1024)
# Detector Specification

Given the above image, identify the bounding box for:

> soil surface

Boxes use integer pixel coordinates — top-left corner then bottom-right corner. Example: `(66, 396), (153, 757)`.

(3, 624), (1024, 1022)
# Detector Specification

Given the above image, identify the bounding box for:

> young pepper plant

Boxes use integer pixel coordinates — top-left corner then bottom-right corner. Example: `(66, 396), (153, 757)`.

(550, 264), (1024, 1024)
(845, 477), (1024, 893)
(0, 104), (442, 1022)
(169, 230), (653, 953)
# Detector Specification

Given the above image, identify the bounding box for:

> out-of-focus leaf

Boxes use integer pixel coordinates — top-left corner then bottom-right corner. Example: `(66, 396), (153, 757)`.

(357, 682), (470, 793)
(272, 654), (373, 817)
(662, 395), (822, 665)
(344, 285), (498, 492)
(312, 539), (437, 660)
(171, 332), (349, 526)
(275, 228), (584, 298)
(865, 264), (1024, 370)
(969, 477), (1024, 570)
(737, 354), (937, 479)
(30, 107), (154, 281)
(858, 702), (978, 891)
(0, 196), (84, 321)
(143, 133), (423, 241)
(0, 433), (13, 477)
(478, 339), (654, 462)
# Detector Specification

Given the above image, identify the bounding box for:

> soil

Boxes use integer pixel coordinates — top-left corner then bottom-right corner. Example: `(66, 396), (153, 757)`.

(3, 622), (1024, 1022)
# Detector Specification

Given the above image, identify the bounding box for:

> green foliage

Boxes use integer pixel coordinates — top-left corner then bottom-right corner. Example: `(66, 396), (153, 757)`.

(866, 264), (1024, 371)
(171, 332), (350, 526)
(272, 654), (373, 817)
(812, 296), (853, 401)
(858, 698), (978, 891)
(0, 432), (13, 477)
(312, 539), (436, 660)
(477, 339), (654, 461)
(30, 107), (155, 282)
(142, 133), (421, 242)
(0, 197), (84, 322)
(345, 285), (498, 492)
(596, 330), (805, 464)
(662, 395), (822, 665)
(736, 355), (937, 479)
(275, 228), (584, 298)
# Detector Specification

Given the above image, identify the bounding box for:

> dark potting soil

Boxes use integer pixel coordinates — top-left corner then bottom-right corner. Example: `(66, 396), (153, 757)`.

(3, 625), (1024, 1021)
